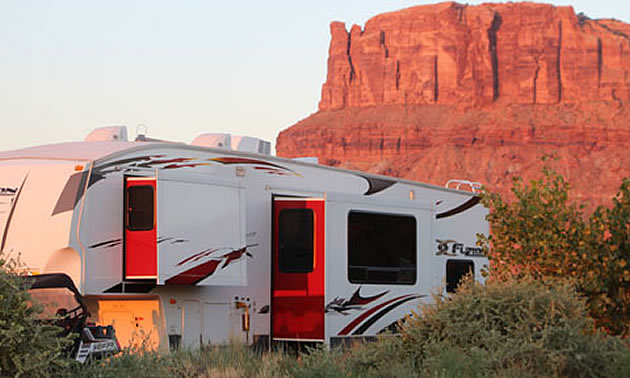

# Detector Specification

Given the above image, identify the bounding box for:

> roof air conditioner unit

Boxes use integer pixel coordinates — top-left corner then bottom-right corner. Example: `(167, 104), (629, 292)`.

(84, 126), (128, 142)
(191, 133), (232, 149)
(231, 136), (271, 155)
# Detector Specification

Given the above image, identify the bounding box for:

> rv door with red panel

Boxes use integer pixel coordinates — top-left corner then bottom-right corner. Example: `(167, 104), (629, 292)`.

(124, 177), (157, 279)
(272, 197), (325, 341)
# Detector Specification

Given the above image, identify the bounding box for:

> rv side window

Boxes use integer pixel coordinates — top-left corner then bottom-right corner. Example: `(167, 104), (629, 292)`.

(347, 211), (417, 285)
(446, 260), (474, 293)
(126, 186), (154, 231)
(278, 209), (314, 273)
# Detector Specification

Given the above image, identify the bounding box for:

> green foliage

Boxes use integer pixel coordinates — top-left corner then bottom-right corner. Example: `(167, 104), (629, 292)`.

(55, 276), (630, 377)
(480, 164), (629, 336)
(395, 275), (629, 377)
(582, 178), (630, 335)
(68, 342), (296, 378)
(0, 255), (75, 377)
(288, 345), (348, 378)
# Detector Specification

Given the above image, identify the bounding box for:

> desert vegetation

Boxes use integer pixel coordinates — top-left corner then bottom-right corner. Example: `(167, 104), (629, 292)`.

(1, 165), (628, 377)
(480, 162), (629, 337)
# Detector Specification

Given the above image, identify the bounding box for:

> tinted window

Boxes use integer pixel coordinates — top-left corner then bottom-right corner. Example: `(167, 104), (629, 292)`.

(446, 260), (474, 293)
(127, 185), (154, 231)
(279, 209), (314, 273)
(348, 211), (416, 285)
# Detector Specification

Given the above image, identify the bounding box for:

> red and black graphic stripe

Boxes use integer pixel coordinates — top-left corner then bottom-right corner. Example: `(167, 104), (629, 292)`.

(176, 247), (220, 266)
(91, 155), (213, 187)
(210, 157), (298, 176)
(220, 246), (252, 269)
(91, 155), (299, 187)
(338, 294), (424, 336)
(90, 155), (162, 187)
(210, 157), (288, 170)
(351, 295), (424, 335)
(166, 244), (256, 285)
(136, 157), (193, 167)
(325, 287), (389, 314)
(253, 167), (291, 175)
(165, 259), (222, 285)
(436, 196), (481, 219)
(338, 295), (409, 335)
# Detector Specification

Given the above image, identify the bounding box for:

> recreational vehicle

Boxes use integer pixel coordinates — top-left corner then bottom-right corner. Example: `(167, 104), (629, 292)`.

(0, 126), (488, 350)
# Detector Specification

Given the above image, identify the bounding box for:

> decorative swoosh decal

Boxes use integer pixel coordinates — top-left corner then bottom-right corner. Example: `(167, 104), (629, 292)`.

(89, 155), (161, 187)
(89, 238), (122, 249)
(166, 244), (257, 285)
(326, 286), (389, 314)
(210, 157), (301, 177)
(210, 157), (288, 170)
(220, 246), (253, 269)
(176, 247), (221, 266)
(436, 196), (481, 219)
(352, 295), (424, 335)
(90, 155), (301, 188)
(358, 174), (396, 196)
(165, 259), (222, 285)
(157, 236), (188, 244)
(338, 295), (410, 335)
(338, 294), (424, 336)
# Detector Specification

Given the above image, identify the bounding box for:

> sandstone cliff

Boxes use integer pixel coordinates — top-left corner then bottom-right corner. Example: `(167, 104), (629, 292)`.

(277, 2), (630, 209)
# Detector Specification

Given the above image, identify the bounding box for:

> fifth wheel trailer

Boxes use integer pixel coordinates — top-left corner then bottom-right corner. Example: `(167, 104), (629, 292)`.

(0, 126), (488, 349)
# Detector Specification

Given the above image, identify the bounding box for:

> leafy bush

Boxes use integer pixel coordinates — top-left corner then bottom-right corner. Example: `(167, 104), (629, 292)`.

(60, 276), (630, 377)
(286, 275), (630, 377)
(0, 254), (74, 377)
(395, 275), (629, 377)
(480, 164), (629, 336)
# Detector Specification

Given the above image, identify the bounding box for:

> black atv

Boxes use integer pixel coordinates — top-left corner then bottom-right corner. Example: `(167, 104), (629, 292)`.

(27, 273), (120, 363)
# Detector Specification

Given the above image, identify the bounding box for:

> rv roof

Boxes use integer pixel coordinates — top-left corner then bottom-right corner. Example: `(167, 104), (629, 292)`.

(0, 140), (477, 195)
(0, 141), (145, 162)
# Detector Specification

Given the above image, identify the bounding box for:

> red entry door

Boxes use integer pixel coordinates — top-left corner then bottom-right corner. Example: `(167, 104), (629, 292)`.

(124, 177), (157, 280)
(272, 198), (325, 341)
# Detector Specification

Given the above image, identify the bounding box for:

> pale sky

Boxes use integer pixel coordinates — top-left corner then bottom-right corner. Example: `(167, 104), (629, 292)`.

(1, 1), (628, 152)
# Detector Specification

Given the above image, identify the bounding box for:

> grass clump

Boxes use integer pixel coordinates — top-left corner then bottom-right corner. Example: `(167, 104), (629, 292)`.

(69, 342), (295, 378)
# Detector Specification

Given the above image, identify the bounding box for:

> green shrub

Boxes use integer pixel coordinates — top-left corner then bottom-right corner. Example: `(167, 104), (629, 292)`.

(62, 275), (630, 377)
(479, 163), (629, 336)
(397, 275), (629, 377)
(0, 254), (74, 377)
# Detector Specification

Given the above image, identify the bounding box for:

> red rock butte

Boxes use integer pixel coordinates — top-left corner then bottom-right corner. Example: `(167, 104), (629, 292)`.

(277, 1), (630, 209)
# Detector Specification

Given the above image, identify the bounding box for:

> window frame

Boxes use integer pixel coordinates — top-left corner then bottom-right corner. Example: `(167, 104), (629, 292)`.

(125, 185), (155, 231)
(347, 210), (418, 285)
(446, 259), (475, 293)
(278, 208), (315, 274)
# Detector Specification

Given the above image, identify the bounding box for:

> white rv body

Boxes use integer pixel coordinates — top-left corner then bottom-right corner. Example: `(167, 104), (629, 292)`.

(0, 128), (488, 350)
